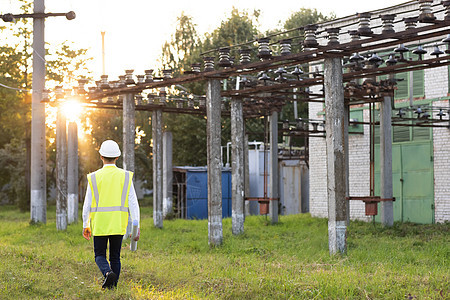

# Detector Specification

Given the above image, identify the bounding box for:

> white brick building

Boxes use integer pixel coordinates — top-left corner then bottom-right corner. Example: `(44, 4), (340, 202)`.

(309, 0), (450, 223)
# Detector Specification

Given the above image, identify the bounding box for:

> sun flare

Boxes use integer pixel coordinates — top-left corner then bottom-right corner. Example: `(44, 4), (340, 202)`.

(61, 98), (83, 122)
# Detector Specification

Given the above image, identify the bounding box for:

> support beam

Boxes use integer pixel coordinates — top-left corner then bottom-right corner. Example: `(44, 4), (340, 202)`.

(56, 109), (67, 230)
(152, 109), (163, 228)
(380, 95), (394, 226)
(67, 121), (78, 224)
(231, 97), (244, 235)
(163, 131), (173, 217)
(324, 57), (347, 255)
(269, 111), (279, 224)
(30, 0), (46, 223)
(206, 79), (223, 246)
(123, 93), (136, 236)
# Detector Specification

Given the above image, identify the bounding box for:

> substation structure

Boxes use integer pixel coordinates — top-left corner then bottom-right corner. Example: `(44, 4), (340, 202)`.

(45, 0), (450, 253)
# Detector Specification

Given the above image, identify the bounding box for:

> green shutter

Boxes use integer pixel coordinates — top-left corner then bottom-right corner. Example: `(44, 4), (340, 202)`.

(413, 126), (430, 141)
(412, 70), (424, 97)
(393, 53), (424, 99)
(394, 72), (409, 99)
(393, 111), (411, 143)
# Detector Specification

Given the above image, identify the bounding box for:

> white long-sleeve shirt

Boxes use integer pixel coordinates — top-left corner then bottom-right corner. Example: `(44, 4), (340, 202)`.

(82, 164), (140, 229)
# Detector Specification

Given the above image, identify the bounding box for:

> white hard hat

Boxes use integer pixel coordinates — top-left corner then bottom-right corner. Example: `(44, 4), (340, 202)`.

(99, 140), (121, 157)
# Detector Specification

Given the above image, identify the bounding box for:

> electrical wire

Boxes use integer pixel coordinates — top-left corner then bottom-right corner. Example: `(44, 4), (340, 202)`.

(0, 82), (31, 92)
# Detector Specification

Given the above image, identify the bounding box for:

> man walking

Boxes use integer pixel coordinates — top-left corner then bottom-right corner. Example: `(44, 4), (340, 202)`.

(82, 140), (140, 289)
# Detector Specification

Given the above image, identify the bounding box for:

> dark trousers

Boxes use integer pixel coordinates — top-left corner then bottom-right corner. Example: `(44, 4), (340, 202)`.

(93, 235), (123, 282)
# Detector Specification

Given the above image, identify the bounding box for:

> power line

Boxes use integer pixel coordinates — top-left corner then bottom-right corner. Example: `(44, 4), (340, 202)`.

(0, 82), (31, 92)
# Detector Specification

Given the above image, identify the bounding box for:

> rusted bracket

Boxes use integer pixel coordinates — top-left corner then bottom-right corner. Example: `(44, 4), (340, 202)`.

(245, 197), (279, 202)
(346, 196), (395, 202)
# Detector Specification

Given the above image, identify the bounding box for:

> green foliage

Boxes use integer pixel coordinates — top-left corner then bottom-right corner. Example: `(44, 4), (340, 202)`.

(46, 41), (93, 86)
(0, 0), (93, 208)
(158, 8), (334, 166)
(160, 9), (260, 167)
(0, 206), (448, 299)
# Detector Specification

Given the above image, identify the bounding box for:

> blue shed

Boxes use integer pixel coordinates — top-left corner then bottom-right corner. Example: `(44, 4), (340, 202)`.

(173, 166), (231, 219)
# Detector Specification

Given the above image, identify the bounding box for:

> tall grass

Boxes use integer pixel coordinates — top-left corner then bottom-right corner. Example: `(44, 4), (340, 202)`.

(0, 205), (448, 299)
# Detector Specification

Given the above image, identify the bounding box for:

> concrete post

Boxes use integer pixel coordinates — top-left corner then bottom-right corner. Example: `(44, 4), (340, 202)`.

(123, 93), (136, 236)
(244, 133), (250, 216)
(344, 102), (350, 225)
(163, 131), (173, 217)
(380, 96), (394, 226)
(30, 0), (47, 223)
(324, 57), (347, 255)
(231, 98), (244, 234)
(206, 79), (223, 246)
(67, 121), (78, 224)
(56, 108), (68, 230)
(152, 109), (163, 228)
(123, 93), (136, 172)
(269, 111), (279, 224)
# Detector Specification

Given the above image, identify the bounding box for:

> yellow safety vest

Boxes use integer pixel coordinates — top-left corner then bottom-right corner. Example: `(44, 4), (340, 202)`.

(87, 165), (133, 236)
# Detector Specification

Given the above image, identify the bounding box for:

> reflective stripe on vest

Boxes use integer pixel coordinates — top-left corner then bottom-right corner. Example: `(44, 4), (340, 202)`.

(90, 171), (130, 213)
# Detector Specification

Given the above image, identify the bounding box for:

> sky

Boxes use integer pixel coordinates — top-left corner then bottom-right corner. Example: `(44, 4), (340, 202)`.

(1, 0), (409, 82)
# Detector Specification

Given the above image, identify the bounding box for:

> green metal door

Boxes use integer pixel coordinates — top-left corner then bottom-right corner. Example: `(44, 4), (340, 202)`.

(400, 142), (434, 223)
(374, 107), (434, 224)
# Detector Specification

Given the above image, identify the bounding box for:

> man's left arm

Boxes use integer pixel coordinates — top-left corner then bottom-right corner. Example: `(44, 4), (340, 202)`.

(128, 183), (140, 241)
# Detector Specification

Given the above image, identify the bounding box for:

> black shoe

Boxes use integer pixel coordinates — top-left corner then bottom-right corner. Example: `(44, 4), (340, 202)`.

(102, 271), (117, 289)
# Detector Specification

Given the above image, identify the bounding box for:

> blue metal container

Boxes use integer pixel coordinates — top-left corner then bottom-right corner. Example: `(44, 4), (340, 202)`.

(181, 167), (231, 219)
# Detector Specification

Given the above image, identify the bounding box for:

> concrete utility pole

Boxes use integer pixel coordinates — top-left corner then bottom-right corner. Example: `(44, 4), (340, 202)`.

(380, 95), (394, 226)
(67, 121), (78, 224)
(231, 97), (244, 235)
(269, 110), (279, 224)
(30, 0), (47, 224)
(163, 131), (173, 217)
(206, 79), (223, 246)
(123, 93), (136, 236)
(324, 57), (347, 255)
(123, 93), (135, 172)
(344, 101), (350, 225)
(56, 108), (67, 230)
(152, 108), (163, 228)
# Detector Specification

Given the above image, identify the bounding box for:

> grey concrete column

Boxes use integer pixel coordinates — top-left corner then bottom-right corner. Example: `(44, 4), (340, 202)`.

(67, 121), (78, 224)
(56, 109), (68, 230)
(244, 133), (250, 216)
(324, 57), (347, 255)
(380, 96), (394, 226)
(123, 93), (136, 236)
(123, 93), (135, 172)
(163, 131), (173, 217)
(206, 79), (223, 246)
(30, 0), (47, 224)
(269, 111), (279, 224)
(344, 103), (350, 225)
(231, 98), (244, 235)
(152, 109), (163, 228)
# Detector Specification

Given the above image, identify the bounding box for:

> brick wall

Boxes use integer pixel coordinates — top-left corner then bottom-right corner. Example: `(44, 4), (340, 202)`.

(308, 1), (450, 223)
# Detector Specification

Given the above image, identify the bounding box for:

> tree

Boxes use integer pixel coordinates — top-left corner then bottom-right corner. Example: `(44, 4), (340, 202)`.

(0, 0), (92, 210)
(160, 9), (261, 167)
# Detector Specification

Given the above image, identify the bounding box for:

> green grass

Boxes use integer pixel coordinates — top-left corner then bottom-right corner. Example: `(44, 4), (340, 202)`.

(0, 206), (448, 299)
